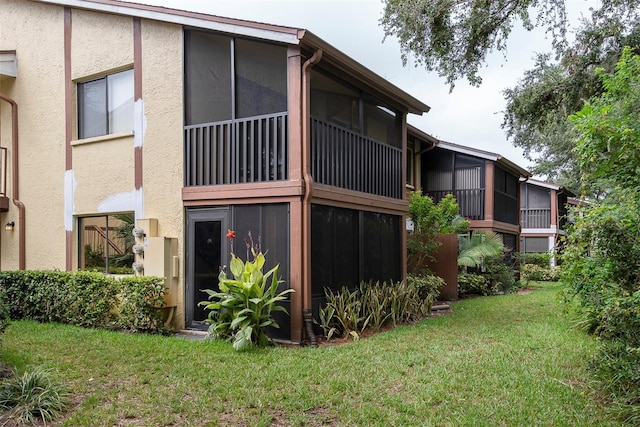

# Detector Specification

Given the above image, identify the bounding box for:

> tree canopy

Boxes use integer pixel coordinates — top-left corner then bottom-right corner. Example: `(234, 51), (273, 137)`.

(501, 10), (640, 194)
(382, 0), (638, 90)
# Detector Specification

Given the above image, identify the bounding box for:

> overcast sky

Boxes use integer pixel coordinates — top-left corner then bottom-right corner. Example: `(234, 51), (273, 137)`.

(126, 0), (595, 175)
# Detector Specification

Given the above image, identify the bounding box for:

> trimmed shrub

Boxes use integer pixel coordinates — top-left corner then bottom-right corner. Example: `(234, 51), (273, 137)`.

(516, 252), (551, 267)
(0, 271), (168, 334)
(118, 276), (169, 334)
(521, 264), (560, 285)
(458, 273), (492, 296)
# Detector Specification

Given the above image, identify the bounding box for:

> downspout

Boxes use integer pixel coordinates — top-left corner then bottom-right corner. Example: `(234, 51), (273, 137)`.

(0, 93), (25, 270)
(301, 49), (322, 345)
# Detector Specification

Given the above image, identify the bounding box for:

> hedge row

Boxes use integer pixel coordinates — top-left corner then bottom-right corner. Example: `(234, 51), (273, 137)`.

(0, 271), (169, 334)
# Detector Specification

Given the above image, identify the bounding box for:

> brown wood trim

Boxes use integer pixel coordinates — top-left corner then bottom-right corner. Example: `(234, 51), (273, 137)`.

(57, 0), (301, 36)
(133, 18), (142, 190)
(287, 46), (302, 181)
(550, 189), (558, 226)
(133, 18), (142, 101)
(469, 219), (519, 235)
(64, 8), (72, 170)
(64, 7), (73, 270)
(484, 161), (494, 221)
(311, 183), (409, 216)
(182, 180), (305, 203)
(288, 199), (303, 342)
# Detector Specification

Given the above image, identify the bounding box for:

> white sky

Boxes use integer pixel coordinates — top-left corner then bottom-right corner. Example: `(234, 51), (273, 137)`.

(126, 0), (595, 174)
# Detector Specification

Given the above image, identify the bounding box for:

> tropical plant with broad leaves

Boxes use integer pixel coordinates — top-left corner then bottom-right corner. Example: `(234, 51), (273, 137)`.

(457, 231), (504, 270)
(199, 231), (293, 351)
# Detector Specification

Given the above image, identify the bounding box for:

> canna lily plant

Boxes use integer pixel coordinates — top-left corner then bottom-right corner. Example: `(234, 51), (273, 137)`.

(199, 231), (293, 351)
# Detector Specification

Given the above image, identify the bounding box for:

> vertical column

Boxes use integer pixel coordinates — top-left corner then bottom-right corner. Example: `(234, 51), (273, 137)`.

(286, 46), (304, 342)
(64, 7), (73, 271)
(133, 18), (143, 191)
(399, 113), (408, 281)
(484, 161), (494, 222)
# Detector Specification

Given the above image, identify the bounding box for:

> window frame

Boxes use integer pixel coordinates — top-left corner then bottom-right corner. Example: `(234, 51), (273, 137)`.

(78, 213), (135, 275)
(77, 68), (134, 140)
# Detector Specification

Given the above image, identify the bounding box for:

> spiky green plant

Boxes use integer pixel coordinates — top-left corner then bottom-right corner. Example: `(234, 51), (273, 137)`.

(0, 367), (69, 425)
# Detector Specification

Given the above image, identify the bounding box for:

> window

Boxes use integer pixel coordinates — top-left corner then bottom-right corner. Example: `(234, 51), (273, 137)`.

(523, 237), (549, 253)
(78, 69), (134, 139)
(78, 213), (135, 274)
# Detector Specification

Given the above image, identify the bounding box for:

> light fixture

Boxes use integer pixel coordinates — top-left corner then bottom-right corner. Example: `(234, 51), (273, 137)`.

(5, 221), (14, 231)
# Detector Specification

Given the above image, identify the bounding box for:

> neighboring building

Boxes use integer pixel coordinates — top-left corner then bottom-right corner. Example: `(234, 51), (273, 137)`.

(407, 126), (531, 252)
(520, 178), (574, 265)
(0, 0), (430, 342)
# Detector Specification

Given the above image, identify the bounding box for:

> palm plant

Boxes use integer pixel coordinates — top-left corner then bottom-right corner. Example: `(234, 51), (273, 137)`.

(457, 231), (504, 270)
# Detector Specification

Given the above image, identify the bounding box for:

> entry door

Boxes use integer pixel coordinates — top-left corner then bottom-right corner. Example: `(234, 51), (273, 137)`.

(185, 208), (230, 330)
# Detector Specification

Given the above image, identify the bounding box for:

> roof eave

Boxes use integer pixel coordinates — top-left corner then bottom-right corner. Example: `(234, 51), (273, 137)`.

(298, 30), (430, 115)
(30, 0), (302, 44)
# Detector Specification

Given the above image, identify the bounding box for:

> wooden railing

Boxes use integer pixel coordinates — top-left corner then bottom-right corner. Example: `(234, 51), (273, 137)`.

(311, 118), (403, 199)
(426, 189), (485, 220)
(521, 208), (551, 228)
(184, 112), (288, 186)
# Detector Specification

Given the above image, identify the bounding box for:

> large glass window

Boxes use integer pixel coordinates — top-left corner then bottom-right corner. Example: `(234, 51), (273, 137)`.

(78, 69), (134, 139)
(184, 30), (287, 126)
(78, 213), (135, 274)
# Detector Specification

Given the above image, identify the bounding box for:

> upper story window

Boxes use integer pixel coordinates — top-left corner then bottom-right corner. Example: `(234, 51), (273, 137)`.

(184, 30), (288, 125)
(78, 69), (134, 139)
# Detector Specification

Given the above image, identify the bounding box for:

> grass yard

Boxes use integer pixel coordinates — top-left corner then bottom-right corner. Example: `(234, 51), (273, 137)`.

(1, 282), (620, 426)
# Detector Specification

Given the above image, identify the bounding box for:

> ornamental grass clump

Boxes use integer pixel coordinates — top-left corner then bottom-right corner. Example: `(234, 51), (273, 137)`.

(0, 368), (69, 425)
(199, 231), (293, 351)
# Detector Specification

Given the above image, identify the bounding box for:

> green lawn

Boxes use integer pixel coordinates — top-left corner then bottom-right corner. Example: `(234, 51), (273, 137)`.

(2, 282), (620, 426)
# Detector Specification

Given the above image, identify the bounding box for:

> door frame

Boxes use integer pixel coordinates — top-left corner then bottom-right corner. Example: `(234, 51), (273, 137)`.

(185, 207), (230, 330)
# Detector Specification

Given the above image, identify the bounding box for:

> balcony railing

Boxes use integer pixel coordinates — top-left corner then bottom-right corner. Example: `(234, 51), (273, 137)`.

(184, 112), (288, 186)
(311, 118), (402, 199)
(521, 208), (551, 228)
(426, 189), (485, 220)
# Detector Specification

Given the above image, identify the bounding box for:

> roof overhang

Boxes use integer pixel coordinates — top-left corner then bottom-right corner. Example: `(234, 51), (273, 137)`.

(29, 0), (430, 115)
(30, 0), (301, 44)
(525, 178), (575, 197)
(430, 139), (532, 179)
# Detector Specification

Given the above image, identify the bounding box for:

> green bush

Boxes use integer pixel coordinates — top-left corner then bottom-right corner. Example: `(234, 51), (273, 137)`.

(118, 276), (169, 334)
(0, 288), (9, 346)
(484, 257), (518, 293)
(516, 252), (551, 267)
(317, 277), (441, 340)
(521, 264), (560, 285)
(458, 273), (492, 296)
(0, 271), (168, 334)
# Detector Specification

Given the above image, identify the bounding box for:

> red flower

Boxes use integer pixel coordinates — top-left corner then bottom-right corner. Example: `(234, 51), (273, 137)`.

(226, 229), (236, 239)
